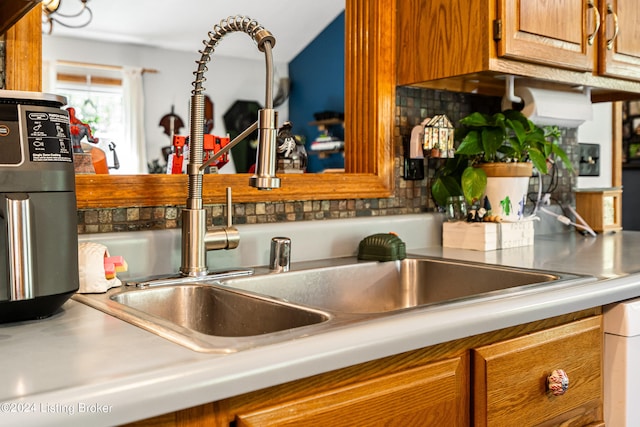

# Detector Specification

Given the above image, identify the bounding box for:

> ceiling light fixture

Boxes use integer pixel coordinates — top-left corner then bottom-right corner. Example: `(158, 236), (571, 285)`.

(42, 0), (93, 34)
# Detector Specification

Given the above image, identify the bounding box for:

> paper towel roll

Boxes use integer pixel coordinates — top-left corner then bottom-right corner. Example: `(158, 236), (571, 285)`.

(501, 86), (593, 128)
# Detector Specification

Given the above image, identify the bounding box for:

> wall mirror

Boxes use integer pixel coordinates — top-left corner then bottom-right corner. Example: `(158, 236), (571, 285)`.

(42, 1), (346, 176)
(9, 0), (396, 208)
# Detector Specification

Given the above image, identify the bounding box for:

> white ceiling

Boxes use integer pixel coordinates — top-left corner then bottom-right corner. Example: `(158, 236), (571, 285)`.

(45, 0), (345, 63)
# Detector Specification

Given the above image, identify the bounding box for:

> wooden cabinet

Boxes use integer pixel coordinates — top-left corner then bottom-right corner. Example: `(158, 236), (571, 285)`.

(0, 0), (39, 35)
(496, 0), (595, 72)
(236, 356), (469, 427)
(598, 0), (640, 81)
(575, 187), (623, 233)
(397, 0), (640, 99)
(474, 316), (603, 426)
(129, 309), (603, 427)
(500, 0), (640, 81)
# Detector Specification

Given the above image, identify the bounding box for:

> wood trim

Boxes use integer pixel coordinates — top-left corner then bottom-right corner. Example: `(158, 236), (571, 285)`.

(75, 173), (392, 207)
(74, 0), (396, 208)
(5, 6), (41, 91)
(57, 73), (122, 86)
(612, 102), (623, 188)
(55, 59), (158, 74)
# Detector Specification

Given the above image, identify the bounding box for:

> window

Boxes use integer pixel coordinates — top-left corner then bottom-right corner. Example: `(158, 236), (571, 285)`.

(56, 78), (125, 172)
(43, 61), (147, 174)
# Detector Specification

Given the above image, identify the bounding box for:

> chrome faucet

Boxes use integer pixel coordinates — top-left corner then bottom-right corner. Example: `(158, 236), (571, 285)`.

(181, 15), (282, 277)
(127, 16), (280, 288)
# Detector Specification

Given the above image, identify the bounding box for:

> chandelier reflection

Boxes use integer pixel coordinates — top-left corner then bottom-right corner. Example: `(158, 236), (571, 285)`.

(42, 0), (93, 34)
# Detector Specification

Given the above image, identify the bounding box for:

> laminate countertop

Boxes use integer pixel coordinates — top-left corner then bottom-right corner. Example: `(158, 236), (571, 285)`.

(2, 231), (640, 427)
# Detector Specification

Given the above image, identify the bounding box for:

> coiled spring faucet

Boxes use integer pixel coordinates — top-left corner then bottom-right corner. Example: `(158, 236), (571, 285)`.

(181, 16), (281, 277)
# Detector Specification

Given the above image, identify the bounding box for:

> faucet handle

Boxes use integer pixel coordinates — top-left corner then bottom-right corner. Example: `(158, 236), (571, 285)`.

(225, 187), (233, 228)
(204, 187), (239, 251)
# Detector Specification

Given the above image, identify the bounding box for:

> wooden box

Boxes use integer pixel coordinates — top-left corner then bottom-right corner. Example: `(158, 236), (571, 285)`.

(443, 221), (535, 251)
(575, 188), (622, 233)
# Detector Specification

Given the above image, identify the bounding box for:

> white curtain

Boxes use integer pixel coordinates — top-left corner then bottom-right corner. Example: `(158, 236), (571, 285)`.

(122, 67), (147, 174)
(42, 60), (57, 93)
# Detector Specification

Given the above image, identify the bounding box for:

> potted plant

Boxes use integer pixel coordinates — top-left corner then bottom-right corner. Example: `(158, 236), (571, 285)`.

(431, 110), (572, 221)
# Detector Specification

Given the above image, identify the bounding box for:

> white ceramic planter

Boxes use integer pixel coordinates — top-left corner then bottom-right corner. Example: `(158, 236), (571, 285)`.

(480, 163), (532, 222)
(484, 176), (530, 221)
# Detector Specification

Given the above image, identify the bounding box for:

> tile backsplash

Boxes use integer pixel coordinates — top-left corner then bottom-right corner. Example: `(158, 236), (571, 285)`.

(73, 86), (575, 233)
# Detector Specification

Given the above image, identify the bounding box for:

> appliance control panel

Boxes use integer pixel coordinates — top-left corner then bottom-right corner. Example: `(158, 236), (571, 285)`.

(0, 104), (22, 166)
(22, 105), (72, 165)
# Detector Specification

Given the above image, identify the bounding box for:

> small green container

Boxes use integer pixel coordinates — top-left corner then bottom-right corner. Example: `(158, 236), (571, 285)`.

(357, 233), (406, 262)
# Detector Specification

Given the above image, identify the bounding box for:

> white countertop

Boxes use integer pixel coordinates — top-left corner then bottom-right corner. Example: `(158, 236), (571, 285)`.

(2, 223), (640, 427)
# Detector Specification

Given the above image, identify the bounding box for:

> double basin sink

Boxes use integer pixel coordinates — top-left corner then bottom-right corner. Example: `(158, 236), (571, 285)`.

(73, 256), (591, 353)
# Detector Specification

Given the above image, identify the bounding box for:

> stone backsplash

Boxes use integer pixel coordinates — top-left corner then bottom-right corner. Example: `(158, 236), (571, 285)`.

(75, 86), (576, 233)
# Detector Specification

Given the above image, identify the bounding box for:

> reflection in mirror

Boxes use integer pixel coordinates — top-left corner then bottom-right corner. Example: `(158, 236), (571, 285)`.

(42, 1), (345, 175)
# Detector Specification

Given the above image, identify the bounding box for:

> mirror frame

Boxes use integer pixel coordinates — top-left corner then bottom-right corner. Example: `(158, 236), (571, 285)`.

(8, 0), (395, 208)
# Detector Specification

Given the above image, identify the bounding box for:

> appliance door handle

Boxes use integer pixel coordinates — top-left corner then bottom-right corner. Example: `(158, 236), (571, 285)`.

(5, 194), (36, 301)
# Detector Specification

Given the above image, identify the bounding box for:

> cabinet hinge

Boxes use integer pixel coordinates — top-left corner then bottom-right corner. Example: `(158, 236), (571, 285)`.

(493, 19), (502, 41)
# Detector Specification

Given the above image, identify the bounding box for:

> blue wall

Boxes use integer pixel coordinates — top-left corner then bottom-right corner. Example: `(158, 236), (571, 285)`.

(288, 11), (345, 172)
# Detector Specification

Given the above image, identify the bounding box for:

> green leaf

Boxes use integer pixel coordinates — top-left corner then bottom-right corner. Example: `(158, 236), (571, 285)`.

(552, 144), (573, 171)
(431, 176), (463, 207)
(529, 148), (548, 174)
(489, 112), (506, 127)
(456, 131), (483, 155)
(461, 167), (487, 205)
(506, 118), (526, 146)
(481, 128), (504, 161)
(503, 110), (530, 130)
(460, 112), (489, 127)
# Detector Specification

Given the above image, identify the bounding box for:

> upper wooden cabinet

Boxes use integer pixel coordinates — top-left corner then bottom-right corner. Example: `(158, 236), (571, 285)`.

(0, 0), (39, 35)
(397, 0), (640, 100)
(501, 0), (640, 81)
(497, 0), (595, 72)
(599, 0), (640, 80)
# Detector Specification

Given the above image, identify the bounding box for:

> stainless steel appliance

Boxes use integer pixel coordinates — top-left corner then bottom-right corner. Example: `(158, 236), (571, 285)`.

(0, 90), (78, 323)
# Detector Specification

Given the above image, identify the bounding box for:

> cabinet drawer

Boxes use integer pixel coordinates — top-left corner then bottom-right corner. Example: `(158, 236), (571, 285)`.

(236, 355), (469, 427)
(473, 316), (603, 427)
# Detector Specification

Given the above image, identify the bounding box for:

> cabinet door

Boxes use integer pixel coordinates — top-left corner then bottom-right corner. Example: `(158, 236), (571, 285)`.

(473, 316), (603, 427)
(236, 356), (469, 427)
(497, 0), (595, 71)
(598, 0), (640, 80)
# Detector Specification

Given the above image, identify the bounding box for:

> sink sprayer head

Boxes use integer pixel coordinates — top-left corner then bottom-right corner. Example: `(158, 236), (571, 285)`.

(189, 15), (281, 194)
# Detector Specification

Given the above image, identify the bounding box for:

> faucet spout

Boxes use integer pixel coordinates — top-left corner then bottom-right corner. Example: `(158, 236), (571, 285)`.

(180, 16), (281, 277)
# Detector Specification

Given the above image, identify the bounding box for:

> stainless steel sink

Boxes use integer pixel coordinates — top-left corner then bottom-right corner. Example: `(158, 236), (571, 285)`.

(73, 256), (592, 353)
(73, 284), (334, 353)
(219, 257), (579, 314)
(111, 285), (328, 336)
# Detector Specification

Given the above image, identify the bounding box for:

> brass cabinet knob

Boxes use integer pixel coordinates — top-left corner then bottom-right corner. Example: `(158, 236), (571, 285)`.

(547, 369), (569, 396)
